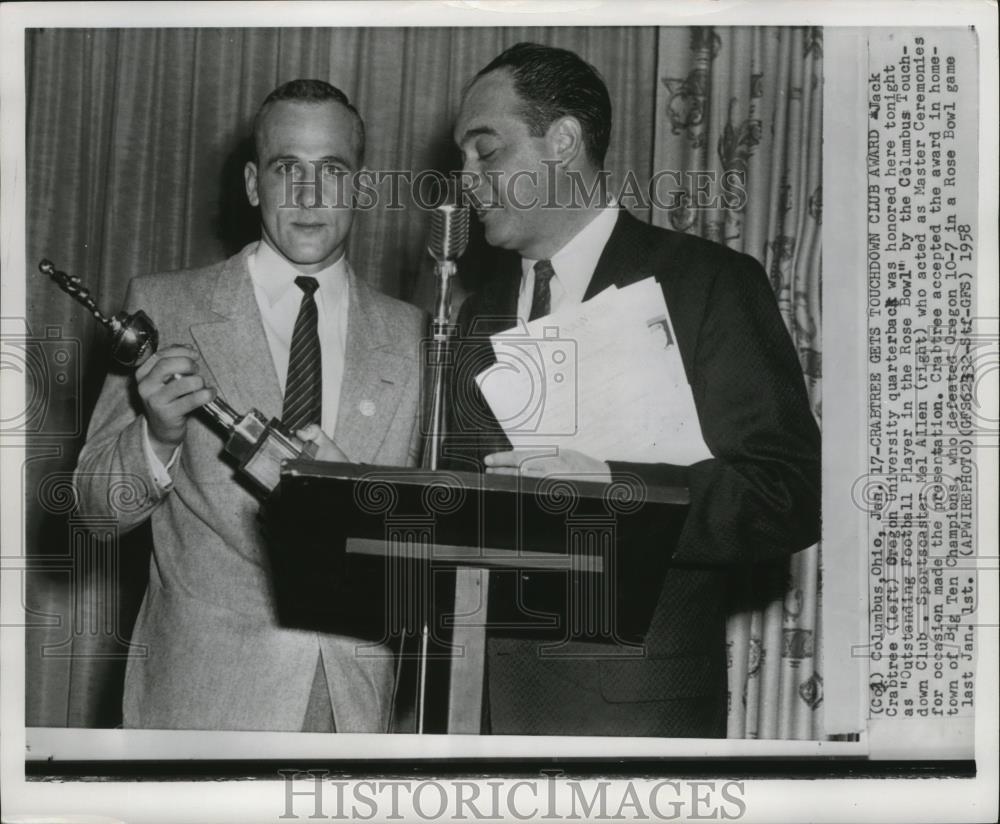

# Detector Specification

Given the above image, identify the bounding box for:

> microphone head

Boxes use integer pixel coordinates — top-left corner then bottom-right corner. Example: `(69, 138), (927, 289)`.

(428, 203), (470, 263)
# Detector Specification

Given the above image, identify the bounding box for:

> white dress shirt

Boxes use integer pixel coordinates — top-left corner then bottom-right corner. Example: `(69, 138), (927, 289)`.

(247, 239), (349, 433)
(517, 204), (620, 320)
(144, 239), (350, 489)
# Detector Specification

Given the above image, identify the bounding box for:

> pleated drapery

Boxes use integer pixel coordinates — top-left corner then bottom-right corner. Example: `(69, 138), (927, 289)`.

(23, 27), (822, 737)
(652, 26), (824, 739)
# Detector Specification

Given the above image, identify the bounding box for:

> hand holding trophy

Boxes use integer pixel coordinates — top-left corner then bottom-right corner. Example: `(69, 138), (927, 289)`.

(39, 259), (318, 495)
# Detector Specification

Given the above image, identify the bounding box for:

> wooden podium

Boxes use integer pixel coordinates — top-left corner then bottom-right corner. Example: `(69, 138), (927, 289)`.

(267, 459), (689, 733)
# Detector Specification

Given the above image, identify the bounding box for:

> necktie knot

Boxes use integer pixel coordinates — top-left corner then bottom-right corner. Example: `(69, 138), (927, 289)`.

(529, 260), (556, 321)
(534, 259), (555, 284)
(295, 275), (319, 296)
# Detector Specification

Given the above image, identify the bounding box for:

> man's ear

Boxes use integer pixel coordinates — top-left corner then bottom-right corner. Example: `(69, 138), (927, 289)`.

(244, 161), (260, 207)
(547, 116), (586, 167)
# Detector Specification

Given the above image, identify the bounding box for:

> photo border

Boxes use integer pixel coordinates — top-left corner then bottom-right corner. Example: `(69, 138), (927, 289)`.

(2, 1), (997, 822)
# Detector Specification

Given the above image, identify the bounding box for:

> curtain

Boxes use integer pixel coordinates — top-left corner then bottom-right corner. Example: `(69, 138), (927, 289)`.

(24, 26), (659, 727)
(651, 27), (824, 738)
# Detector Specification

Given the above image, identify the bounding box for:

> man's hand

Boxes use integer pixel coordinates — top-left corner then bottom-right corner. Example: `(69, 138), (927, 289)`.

(135, 344), (215, 463)
(295, 424), (350, 462)
(484, 449), (612, 483)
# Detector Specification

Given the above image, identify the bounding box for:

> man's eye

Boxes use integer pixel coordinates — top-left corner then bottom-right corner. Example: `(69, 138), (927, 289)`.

(322, 164), (346, 177)
(479, 149), (497, 161)
(277, 161), (298, 175)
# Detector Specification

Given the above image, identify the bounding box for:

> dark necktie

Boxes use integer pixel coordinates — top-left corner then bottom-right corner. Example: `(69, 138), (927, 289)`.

(282, 276), (322, 431)
(529, 259), (556, 321)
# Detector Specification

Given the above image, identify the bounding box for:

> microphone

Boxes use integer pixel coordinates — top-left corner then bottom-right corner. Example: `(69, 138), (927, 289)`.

(424, 196), (470, 476)
(426, 198), (470, 338)
(427, 202), (470, 263)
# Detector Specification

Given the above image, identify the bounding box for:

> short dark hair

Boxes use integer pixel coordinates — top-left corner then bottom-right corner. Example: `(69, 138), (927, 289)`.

(252, 78), (365, 165)
(475, 43), (612, 167)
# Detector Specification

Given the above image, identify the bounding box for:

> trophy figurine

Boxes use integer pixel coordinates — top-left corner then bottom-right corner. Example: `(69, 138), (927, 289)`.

(39, 259), (316, 495)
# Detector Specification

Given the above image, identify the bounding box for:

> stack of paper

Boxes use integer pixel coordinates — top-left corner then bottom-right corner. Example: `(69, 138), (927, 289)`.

(474, 277), (712, 465)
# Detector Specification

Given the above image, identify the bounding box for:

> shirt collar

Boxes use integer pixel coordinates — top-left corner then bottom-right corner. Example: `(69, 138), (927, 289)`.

(248, 238), (349, 308)
(520, 204), (620, 303)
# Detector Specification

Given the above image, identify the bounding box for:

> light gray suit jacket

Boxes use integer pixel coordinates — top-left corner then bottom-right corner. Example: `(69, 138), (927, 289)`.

(75, 244), (427, 732)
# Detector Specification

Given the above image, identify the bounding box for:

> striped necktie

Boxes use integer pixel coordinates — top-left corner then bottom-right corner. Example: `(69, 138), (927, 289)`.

(282, 276), (322, 431)
(529, 259), (556, 321)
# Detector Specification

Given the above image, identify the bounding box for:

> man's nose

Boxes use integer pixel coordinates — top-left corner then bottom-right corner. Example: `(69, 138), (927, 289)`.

(462, 160), (485, 183)
(290, 165), (323, 208)
(292, 177), (314, 208)
(456, 166), (486, 205)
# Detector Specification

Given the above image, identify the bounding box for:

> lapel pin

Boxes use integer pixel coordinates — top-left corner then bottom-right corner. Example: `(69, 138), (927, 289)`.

(359, 400), (376, 417)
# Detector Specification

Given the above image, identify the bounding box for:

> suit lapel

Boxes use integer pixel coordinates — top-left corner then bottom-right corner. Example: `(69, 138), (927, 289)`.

(470, 215), (657, 324)
(458, 252), (521, 376)
(468, 211), (664, 347)
(477, 249), (522, 328)
(189, 245), (284, 420)
(584, 209), (659, 300)
(333, 270), (411, 463)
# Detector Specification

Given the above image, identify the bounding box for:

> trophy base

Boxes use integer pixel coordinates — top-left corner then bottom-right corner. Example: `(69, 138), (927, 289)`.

(223, 410), (317, 494)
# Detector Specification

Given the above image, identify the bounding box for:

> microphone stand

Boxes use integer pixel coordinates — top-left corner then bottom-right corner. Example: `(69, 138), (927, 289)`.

(39, 259), (315, 496)
(414, 253), (458, 734)
(414, 200), (469, 733)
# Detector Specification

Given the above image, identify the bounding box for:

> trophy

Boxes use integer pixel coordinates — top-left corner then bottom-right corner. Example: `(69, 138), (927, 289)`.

(39, 259), (316, 495)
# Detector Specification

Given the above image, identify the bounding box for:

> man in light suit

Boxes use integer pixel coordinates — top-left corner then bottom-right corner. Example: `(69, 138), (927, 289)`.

(75, 79), (427, 732)
(447, 44), (820, 736)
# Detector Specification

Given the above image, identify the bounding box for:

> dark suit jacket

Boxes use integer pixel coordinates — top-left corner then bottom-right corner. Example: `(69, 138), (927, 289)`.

(445, 210), (821, 737)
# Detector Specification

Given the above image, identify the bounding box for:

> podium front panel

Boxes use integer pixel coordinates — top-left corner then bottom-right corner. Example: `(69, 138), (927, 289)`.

(266, 461), (689, 645)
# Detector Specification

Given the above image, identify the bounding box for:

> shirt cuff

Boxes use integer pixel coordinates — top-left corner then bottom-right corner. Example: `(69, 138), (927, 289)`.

(142, 417), (181, 492)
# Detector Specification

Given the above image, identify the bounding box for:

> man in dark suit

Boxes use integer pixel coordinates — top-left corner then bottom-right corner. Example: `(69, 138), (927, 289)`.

(446, 43), (820, 736)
